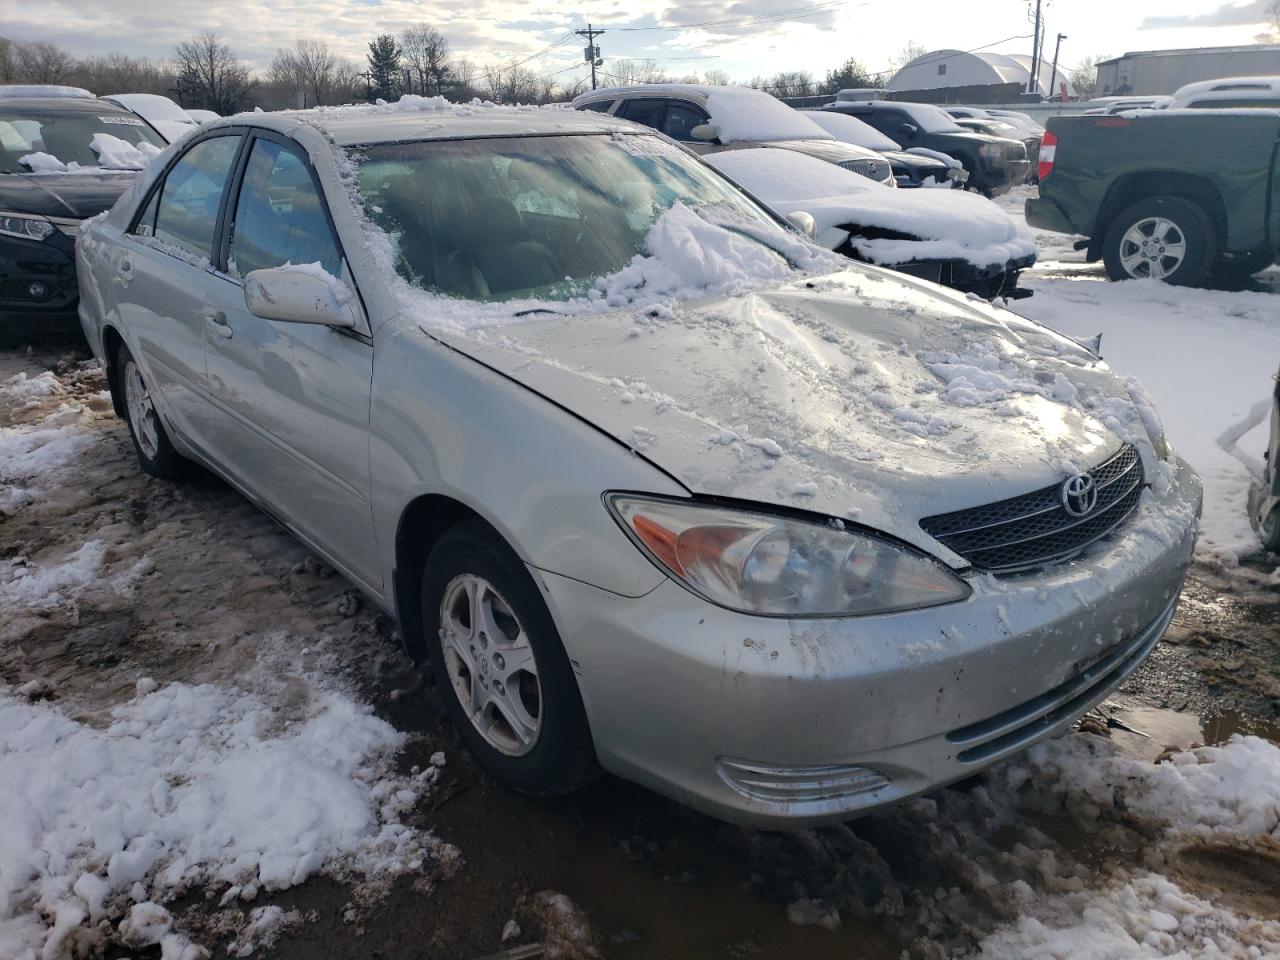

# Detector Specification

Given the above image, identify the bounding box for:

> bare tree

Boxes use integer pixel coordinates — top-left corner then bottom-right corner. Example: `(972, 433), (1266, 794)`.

(700, 68), (731, 86)
(14, 41), (76, 83)
(401, 23), (450, 95)
(887, 41), (927, 73)
(448, 58), (479, 100)
(1257, 0), (1280, 43)
(271, 38), (339, 107)
(1067, 54), (1109, 99)
(608, 59), (669, 85)
(0, 38), (17, 83)
(174, 32), (253, 113)
(75, 53), (176, 96)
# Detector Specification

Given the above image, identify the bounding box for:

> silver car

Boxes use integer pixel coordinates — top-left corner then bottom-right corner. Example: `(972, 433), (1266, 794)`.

(77, 104), (1201, 828)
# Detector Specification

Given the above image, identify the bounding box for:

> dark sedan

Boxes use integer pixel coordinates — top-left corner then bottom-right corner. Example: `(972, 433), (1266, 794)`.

(0, 90), (165, 345)
(824, 100), (1030, 197)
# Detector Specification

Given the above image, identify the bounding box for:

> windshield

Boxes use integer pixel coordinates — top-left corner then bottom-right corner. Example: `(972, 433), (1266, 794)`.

(897, 103), (966, 134)
(0, 104), (165, 173)
(802, 111), (900, 151)
(354, 133), (798, 304)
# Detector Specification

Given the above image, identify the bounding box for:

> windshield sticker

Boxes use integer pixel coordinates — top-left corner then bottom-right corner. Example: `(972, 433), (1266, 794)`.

(99, 116), (145, 126)
(615, 136), (681, 159)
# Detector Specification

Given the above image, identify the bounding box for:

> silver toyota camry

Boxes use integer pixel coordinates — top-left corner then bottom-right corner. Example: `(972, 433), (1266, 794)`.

(76, 101), (1201, 828)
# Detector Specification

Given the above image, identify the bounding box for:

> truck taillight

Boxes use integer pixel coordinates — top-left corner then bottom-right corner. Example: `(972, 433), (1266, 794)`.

(1038, 130), (1057, 181)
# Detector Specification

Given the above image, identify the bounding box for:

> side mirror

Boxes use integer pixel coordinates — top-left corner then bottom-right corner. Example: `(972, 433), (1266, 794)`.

(243, 264), (358, 328)
(897, 122), (919, 139)
(689, 123), (720, 143)
(786, 210), (817, 239)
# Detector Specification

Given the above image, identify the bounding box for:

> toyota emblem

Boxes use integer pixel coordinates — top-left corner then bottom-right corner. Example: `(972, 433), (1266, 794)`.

(1060, 474), (1097, 517)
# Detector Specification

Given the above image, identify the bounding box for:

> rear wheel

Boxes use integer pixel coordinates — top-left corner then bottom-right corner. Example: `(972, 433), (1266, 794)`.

(1102, 197), (1216, 285)
(116, 344), (184, 480)
(422, 519), (595, 795)
(1261, 505), (1280, 554)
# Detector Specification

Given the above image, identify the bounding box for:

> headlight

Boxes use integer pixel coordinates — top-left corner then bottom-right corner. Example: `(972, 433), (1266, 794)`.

(0, 212), (56, 241)
(1127, 383), (1171, 461)
(606, 495), (971, 617)
(977, 143), (1002, 160)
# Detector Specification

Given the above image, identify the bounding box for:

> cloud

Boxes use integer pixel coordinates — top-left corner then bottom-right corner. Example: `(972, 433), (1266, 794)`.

(1141, 0), (1274, 31)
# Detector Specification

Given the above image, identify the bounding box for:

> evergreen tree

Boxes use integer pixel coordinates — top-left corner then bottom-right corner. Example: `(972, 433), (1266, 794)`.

(366, 34), (402, 101)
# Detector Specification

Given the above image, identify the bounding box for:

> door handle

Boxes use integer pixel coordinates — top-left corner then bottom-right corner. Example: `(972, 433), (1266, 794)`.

(118, 259), (133, 285)
(204, 310), (233, 340)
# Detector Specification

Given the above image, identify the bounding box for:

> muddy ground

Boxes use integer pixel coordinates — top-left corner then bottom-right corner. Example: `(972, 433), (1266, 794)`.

(3, 344), (1280, 960)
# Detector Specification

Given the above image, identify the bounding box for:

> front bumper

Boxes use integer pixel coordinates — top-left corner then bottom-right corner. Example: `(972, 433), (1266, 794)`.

(537, 456), (1201, 829)
(0, 229), (82, 345)
(892, 253), (1036, 300)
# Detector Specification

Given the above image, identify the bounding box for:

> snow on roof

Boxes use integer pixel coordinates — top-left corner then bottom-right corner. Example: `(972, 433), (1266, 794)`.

(221, 95), (642, 147)
(575, 84), (832, 144)
(800, 109), (900, 151)
(1169, 75), (1280, 106)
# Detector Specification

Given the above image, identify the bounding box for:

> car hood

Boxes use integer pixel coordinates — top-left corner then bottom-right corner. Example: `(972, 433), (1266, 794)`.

(0, 172), (137, 220)
(763, 139), (883, 163)
(427, 269), (1145, 562)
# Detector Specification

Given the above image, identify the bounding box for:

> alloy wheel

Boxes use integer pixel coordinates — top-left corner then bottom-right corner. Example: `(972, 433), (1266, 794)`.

(439, 574), (543, 756)
(1118, 217), (1187, 280)
(123, 360), (160, 460)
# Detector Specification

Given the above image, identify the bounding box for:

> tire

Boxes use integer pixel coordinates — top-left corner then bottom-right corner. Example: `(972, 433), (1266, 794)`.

(115, 344), (184, 480)
(422, 519), (595, 795)
(1102, 197), (1217, 285)
(1261, 505), (1280, 554)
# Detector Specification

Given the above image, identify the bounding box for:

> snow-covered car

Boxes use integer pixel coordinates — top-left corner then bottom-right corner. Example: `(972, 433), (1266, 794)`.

(76, 99), (1201, 829)
(0, 92), (164, 345)
(185, 108), (220, 125)
(100, 93), (198, 144)
(1167, 76), (1280, 109)
(799, 109), (967, 188)
(707, 147), (1035, 298)
(1249, 364), (1280, 552)
(573, 83), (896, 186)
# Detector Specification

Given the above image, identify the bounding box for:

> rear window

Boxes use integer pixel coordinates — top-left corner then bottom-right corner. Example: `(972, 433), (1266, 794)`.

(1189, 98), (1280, 109)
(0, 103), (166, 173)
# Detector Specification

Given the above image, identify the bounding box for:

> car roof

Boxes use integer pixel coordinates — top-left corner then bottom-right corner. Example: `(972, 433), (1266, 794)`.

(572, 83), (717, 106)
(220, 99), (642, 147)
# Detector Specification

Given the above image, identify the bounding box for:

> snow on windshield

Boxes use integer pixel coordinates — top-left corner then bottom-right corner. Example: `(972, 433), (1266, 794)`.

(801, 110), (900, 151)
(16, 134), (162, 174)
(897, 102), (966, 133)
(708, 149), (1034, 269)
(703, 87), (833, 143)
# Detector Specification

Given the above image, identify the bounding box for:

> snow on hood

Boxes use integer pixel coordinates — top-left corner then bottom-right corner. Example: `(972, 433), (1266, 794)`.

(406, 268), (1166, 561)
(708, 149), (1036, 269)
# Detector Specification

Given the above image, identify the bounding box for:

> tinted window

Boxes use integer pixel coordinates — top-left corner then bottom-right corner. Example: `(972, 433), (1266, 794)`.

(578, 99), (614, 113)
(152, 136), (240, 259)
(133, 188), (160, 237)
(662, 102), (708, 142)
(850, 111), (898, 136)
(1191, 98), (1280, 108)
(617, 98), (667, 130)
(229, 137), (341, 278)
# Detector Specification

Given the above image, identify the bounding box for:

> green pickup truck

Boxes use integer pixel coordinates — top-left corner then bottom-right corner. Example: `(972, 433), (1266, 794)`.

(1026, 110), (1280, 284)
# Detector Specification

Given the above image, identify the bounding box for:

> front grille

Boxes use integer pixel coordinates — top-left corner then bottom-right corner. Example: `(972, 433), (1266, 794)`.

(921, 444), (1144, 573)
(838, 157), (887, 181)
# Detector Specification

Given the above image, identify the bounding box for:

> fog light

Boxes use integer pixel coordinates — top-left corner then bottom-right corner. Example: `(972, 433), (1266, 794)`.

(27, 282), (48, 299)
(717, 757), (891, 804)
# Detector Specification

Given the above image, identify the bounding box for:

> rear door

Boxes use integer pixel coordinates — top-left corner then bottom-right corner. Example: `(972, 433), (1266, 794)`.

(115, 132), (243, 444)
(200, 131), (380, 591)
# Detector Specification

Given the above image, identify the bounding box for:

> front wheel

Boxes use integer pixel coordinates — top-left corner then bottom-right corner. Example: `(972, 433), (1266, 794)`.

(1102, 197), (1217, 285)
(1260, 505), (1280, 554)
(116, 344), (185, 480)
(422, 519), (596, 795)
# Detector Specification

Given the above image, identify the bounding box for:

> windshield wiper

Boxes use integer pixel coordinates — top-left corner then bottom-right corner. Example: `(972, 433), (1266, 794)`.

(512, 307), (562, 317)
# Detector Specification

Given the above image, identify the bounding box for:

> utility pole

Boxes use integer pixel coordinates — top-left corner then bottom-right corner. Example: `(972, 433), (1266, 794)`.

(1028, 0), (1042, 96)
(1049, 33), (1067, 102)
(576, 23), (605, 90)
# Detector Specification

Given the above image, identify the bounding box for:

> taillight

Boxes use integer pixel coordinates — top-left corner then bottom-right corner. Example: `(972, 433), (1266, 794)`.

(1038, 130), (1057, 181)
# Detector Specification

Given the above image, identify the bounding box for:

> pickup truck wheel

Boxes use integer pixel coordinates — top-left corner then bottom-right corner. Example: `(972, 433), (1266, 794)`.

(1103, 197), (1216, 285)
(422, 519), (596, 795)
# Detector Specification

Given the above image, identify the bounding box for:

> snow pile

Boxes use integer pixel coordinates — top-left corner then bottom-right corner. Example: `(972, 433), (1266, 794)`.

(89, 133), (163, 170)
(975, 874), (1280, 959)
(0, 680), (449, 958)
(0, 390), (102, 515)
(18, 152), (68, 174)
(703, 86), (833, 143)
(706, 149), (1035, 268)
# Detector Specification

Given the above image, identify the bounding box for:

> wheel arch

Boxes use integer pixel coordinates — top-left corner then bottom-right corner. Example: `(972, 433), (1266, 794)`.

(101, 324), (127, 419)
(1090, 172), (1227, 261)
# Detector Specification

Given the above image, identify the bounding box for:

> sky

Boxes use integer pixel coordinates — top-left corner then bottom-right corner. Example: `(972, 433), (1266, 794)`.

(4, 0), (1277, 84)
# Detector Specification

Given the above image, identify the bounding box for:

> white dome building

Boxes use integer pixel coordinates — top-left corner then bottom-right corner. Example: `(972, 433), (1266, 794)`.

(887, 50), (1075, 100)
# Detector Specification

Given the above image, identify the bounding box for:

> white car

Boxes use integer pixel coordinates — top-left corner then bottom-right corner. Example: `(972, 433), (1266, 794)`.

(706, 147), (1035, 298)
(100, 93), (198, 143)
(1167, 76), (1280, 110)
(800, 109), (967, 188)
